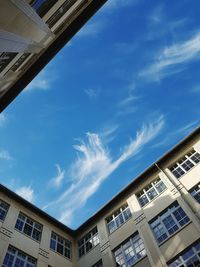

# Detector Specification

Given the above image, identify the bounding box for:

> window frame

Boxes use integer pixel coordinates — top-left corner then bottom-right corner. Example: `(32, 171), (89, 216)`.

(189, 183), (200, 204)
(168, 240), (200, 267)
(0, 199), (9, 221)
(106, 203), (132, 234)
(50, 231), (72, 260)
(113, 232), (146, 267)
(15, 212), (43, 242)
(2, 245), (37, 267)
(78, 226), (100, 258)
(136, 178), (167, 208)
(150, 201), (190, 245)
(170, 148), (200, 179)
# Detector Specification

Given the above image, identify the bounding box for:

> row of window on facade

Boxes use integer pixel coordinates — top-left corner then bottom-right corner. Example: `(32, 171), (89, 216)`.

(2, 200), (200, 266)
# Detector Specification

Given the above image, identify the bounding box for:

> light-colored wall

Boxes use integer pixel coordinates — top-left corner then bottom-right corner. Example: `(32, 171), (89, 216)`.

(0, 135), (200, 267)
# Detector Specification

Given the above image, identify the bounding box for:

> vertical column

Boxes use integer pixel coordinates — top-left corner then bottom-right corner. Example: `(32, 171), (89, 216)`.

(157, 164), (200, 222)
(38, 225), (51, 265)
(128, 195), (167, 267)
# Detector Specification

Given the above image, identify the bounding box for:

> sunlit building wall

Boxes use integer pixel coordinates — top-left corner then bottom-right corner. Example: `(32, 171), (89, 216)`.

(0, 127), (200, 266)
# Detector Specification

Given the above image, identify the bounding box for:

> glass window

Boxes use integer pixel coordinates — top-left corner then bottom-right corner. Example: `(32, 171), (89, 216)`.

(106, 203), (132, 234)
(150, 202), (190, 244)
(50, 232), (71, 259)
(168, 241), (200, 267)
(0, 199), (9, 221)
(15, 212), (42, 242)
(170, 149), (200, 179)
(113, 232), (146, 267)
(78, 227), (100, 258)
(137, 178), (167, 207)
(2, 246), (36, 267)
(190, 183), (200, 204)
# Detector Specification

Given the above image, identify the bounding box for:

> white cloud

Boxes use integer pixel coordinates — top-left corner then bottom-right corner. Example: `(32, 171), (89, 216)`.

(0, 113), (6, 126)
(25, 69), (53, 92)
(85, 89), (100, 99)
(104, 0), (138, 10)
(140, 31), (200, 81)
(44, 116), (164, 225)
(77, 21), (104, 37)
(16, 186), (34, 203)
(175, 121), (199, 136)
(51, 164), (65, 188)
(0, 150), (13, 160)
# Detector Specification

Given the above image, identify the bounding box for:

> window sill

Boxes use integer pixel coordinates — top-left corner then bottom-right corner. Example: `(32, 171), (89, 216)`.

(49, 248), (72, 262)
(140, 187), (168, 209)
(108, 215), (133, 236)
(158, 221), (192, 247)
(14, 228), (41, 244)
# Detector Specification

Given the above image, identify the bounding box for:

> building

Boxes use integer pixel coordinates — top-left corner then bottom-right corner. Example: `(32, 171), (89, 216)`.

(0, 126), (200, 267)
(0, 0), (107, 112)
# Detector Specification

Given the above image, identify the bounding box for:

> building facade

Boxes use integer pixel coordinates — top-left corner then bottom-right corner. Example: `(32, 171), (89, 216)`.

(0, 0), (107, 112)
(0, 127), (200, 267)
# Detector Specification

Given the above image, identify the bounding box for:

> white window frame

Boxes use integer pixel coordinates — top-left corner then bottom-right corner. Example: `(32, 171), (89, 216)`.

(150, 201), (190, 245)
(137, 178), (167, 207)
(78, 227), (100, 258)
(0, 199), (9, 221)
(113, 232), (146, 267)
(106, 203), (132, 234)
(170, 149), (200, 179)
(15, 212), (43, 242)
(50, 231), (71, 259)
(190, 183), (200, 204)
(168, 241), (200, 267)
(2, 246), (36, 267)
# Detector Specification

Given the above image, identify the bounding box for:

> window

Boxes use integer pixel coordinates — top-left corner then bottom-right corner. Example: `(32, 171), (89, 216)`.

(170, 149), (200, 179)
(113, 232), (146, 267)
(91, 259), (103, 267)
(3, 246), (36, 267)
(0, 199), (9, 221)
(106, 203), (132, 234)
(168, 241), (200, 267)
(150, 201), (190, 244)
(15, 212), (42, 242)
(190, 183), (200, 204)
(78, 227), (100, 257)
(50, 232), (71, 259)
(137, 178), (167, 207)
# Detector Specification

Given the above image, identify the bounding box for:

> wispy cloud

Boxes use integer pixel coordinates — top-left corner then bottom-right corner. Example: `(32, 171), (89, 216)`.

(85, 89), (100, 100)
(16, 186), (34, 203)
(174, 121), (199, 136)
(140, 31), (200, 81)
(25, 69), (53, 92)
(51, 164), (65, 188)
(77, 21), (104, 37)
(0, 113), (6, 126)
(44, 116), (164, 225)
(117, 85), (139, 116)
(0, 150), (13, 161)
(104, 0), (138, 10)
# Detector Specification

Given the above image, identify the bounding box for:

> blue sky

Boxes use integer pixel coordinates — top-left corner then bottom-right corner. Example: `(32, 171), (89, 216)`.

(0, 0), (200, 228)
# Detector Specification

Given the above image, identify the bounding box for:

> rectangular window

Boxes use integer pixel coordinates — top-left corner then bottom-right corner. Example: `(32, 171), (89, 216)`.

(91, 259), (103, 267)
(168, 241), (200, 267)
(3, 246), (36, 267)
(78, 227), (100, 258)
(150, 201), (190, 244)
(0, 199), (9, 221)
(137, 178), (167, 207)
(50, 232), (71, 259)
(15, 212), (42, 242)
(190, 183), (200, 204)
(113, 232), (146, 267)
(170, 148), (200, 179)
(106, 203), (132, 234)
